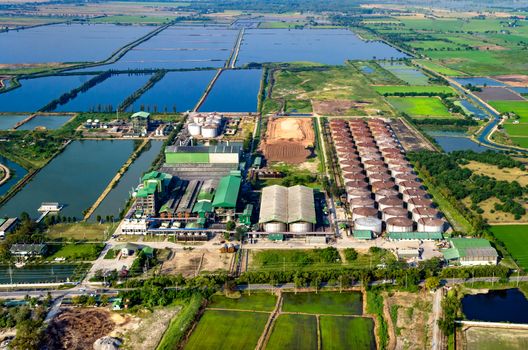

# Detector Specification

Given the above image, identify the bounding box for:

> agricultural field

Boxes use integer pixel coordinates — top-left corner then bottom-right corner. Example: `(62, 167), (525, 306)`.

(462, 326), (528, 350)
(491, 225), (528, 271)
(348, 61), (404, 85)
(414, 59), (465, 76)
(374, 85), (455, 95)
(379, 62), (430, 85)
(209, 293), (276, 311)
(490, 101), (528, 121)
(282, 291), (363, 315)
(386, 97), (452, 118)
(320, 316), (376, 350)
(266, 314), (318, 350)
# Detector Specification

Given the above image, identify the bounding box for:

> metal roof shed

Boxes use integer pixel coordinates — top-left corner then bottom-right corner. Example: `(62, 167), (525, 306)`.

(288, 185), (316, 224)
(258, 185), (289, 224)
(212, 175), (241, 208)
(353, 230), (372, 240)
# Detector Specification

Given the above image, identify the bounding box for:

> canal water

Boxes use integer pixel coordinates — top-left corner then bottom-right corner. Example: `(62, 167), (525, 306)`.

(126, 70), (216, 113)
(453, 77), (506, 87)
(236, 29), (407, 66)
(54, 73), (152, 112)
(0, 23), (152, 64)
(0, 114), (27, 129)
(18, 115), (72, 130)
(89, 140), (163, 221)
(427, 131), (493, 153)
(199, 69), (262, 112)
(0, 140), (135, 219)
(0, 156), (28, 197)
(462, 289), (528, 323)
(0, 264), (86, 284)
(0, 75), (93, 112)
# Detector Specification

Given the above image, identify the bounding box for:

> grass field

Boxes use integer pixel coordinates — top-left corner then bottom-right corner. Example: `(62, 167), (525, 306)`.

(209, 293), (276, 311)
(491, 225), (528, 271)
(320, 316), (376, 350)
(502, 123), (528, 137)
(266, 314), (318, 350)
(282, 292), (363, 315)
(414, 59), (465, 76)
(90, 15), (175, 24)
(47, 243), (105, 261)
(387, 96), (452, 117)
(510, 137), (528, 148)
(379, 63), (430, 85)
(184, 310), (268, 350)
(374, 85), (455, 95)
(47, 222), (113, 241)
(490, 101), (528, 121)
(463, 326), (528, 350)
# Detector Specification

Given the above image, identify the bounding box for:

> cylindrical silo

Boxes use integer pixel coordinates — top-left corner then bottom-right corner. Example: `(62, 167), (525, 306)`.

(406, 198), (433, 211)
(412, 207), (439, 222)
(354, 217), (382, 234)
(382, 207), (409, 221)
(386, 217), (414, 233)
(417, 218), (445, 233)
(350, 198), (376, 210)
(188, 123), (202, 136)
(378, 197), (404, 210)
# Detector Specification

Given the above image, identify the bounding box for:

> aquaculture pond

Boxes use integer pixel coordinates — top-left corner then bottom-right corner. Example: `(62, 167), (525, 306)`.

(0, 23), (152, 64)
(379, 62), (430, 85)
(236, 29), (407, 66)
(75, 26), (237, 71)
(0, 75), (93, 112)
(89, 140), (163, 221)
(457, 100), (488, 119)
(55, 73), (152, 112)
(0, 114), (27, 129)
(0, 157), (27, 197)
(0, 264), (87, 284)
(199, 69), (261, 112)
(17, 115), (72, 130)
(126, 70), (216, 113)
(453, 77), (506, 87)
(0, 140), (135, 219)
(462, 289), (528, 323)
(427, 131), (493, 153)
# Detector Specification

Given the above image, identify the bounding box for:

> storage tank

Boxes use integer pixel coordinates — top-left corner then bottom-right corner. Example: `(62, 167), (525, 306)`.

(390, 166), (413, 176)
(374, 188), (400, 201)
(193, 114), (206, 124)
(290, 222), (313, 233)
(201, 124), (218, 138)
(364, 159), (386, 168)
(345, 180), (369, 190)
(366, 166), (389, 177)
(407, 198), (433, 211)
(188, 123), (202, 136)
(354, 217), (382, 234)
(342, 165), (364, 175)
(386, 217), (414, 233)
(417, 218), (445, 233)
(343, 173), (367, 182)
(352, 207), (378, 220)
(264, 222), (287, 233)
(412, 207), (439, 222)
(378, 197), (404, 210)
(350, 198), (376, 210)
(340, 158), (361, 167)
(398, 180), (422, 192)
(371, 181), (396, 193)
(402, 189), (428, 202)
(394, 174), (418, 184)
(382, 207), (409, 221)
(368, 173), (392, 183)
(347, 188), (372, 201)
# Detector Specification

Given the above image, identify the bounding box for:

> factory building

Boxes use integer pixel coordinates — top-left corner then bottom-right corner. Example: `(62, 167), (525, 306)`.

(165, 144), (241, 165)
(133, 171), (173, 216)
(258, 185), (317, 234)
(211, 175), (242, 221)
(131, 111), (151, 136)
(442, 238), (498, 266)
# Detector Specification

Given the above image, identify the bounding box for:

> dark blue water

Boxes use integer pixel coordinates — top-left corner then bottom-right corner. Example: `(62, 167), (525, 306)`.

(0, 24), (152, 64)
(511, 87), (528, 94)
(428, 132), (493, 153)
(453, 77), (506, 87)
(55, 73), (151, 112)
(18, 115), (72, 130)
(0, 156), (28, 197)
(126, 70), (216, 113)
(361, 66), (374, 74)
(0, 114), (27, 129)
(0, 140), (135, 219)
(199, 69), (261, 112)
(90, 140), (163, 221)
(0, 264), (85, 284)
(462, 289), (528, 323)
(236, 29), (407, 66)
(0, 75), (93, 112)
(459, 100), (488, 119)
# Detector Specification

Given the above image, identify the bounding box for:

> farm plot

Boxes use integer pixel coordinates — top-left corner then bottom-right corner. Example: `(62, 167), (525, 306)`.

(260, 117), (315, 164)
(387, 97), (452, 118)
(490, 101), (528, 121)
(463, 326), (528, 350)
(476, 87), (525, 101)
(209, 293), (276, 312)
(320, 316), (376, 350)
(266, 314), (318, 350)
(493, 75), (528, 87)
(282, 291), (363, 315)
(379, 62), (430, 85)
(184, 310), (268, 350)
(491, 225), (528, 271)
(374, 85), (455, 95)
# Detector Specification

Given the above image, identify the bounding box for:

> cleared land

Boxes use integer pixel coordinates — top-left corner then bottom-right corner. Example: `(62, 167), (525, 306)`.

(184, 310), (268, 350)
(266, 314), (318, 350)
(493, 75), (528, 87)
(320, 316), (376, 350)
(387, 97), (452, 118)
(160, 249), (233, 277)
(491, 225), (528, 271)
(374, 85), (455, 95)
(47, 222), (112, 241)
(282, 292), (363, 315)
(462, 326), (528, 350)
(476, 87), (525, 101)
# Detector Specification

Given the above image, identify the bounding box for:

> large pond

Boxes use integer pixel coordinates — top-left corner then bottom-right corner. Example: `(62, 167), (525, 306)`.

(55, 73), (152, 112)
(0, 140), (135, 219)
(0, 24), (152, 64)
(453, 77), (506, 87)
(0, 156), (28, 197)
(379, 62), (430, 85)
(236, 29), (407, 66)
(0, 264), (86, 284)
(126, 70), (216, 113)
(18, 115), (72, 130)
(89, 140), (163, 221)
(0, 75), (93, 112)
(199, 69), (261, 112)
(427, 131), (492, 153)
(75, 26), (237, 71)
(0, 114), (27, 129)
(462, 289), (528, 323)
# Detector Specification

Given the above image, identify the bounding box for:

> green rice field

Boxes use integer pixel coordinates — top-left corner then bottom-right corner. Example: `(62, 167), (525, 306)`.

(374, 85), (455, 95)
(266, 314), (318, 350)
(209, 293), (277, 311)
(490, 101), (528, 122)
(184, 310), (269, 350)
(282, 291), (363, 315)
(491, 225), (528, 271)
(502, 123), (528, 137)
(320, 316), (376, 350)
(387, 96), (452, 117)
(380, 63), (430, 85)
(415, 59), (465, 76)
(510, 137), (528, 148)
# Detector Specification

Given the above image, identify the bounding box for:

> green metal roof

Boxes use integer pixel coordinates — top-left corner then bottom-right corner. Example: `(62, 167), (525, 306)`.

(192, 201), (213, 214)
(142, 246), (154, 256)
(212, 175), (241, 208)
(131, 111), (150, 119)
(186, 222), (203, 229)
(388, 232), (443, 240)
(268, 233), (284, 241)
(197, 189), (215, 202)
(449, 238), (495, 258)
(136, 182), (158, 198)
(442, 248), (460, 261)
(353, 230), (372, 240)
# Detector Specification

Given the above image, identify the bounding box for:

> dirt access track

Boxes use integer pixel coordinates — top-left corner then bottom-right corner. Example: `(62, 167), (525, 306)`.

(261, 117), (315, 164)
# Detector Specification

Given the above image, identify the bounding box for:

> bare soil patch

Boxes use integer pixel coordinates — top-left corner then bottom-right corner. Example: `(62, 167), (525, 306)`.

(261, 117), (315, 164)
(312, 99), (367, 115)
(475, 87), (525, 101)
(493, 75), (528, 87)
(160, 249), (233, 277)
(477, 45), (507, 51)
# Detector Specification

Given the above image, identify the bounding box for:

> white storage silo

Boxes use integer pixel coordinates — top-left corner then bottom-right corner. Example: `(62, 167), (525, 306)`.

(188, 123), (202, 136)
(201, 124), (218, 138)
(264, 222), (287, 233)
(382, 207), (409, 221)
(290, 222), (313, 233)
(354, 217), (382, 234)
(386, 217), (414, 233)
(417, 218), (445, 233)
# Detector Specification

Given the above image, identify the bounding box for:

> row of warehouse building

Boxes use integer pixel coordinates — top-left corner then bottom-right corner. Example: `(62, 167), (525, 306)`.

(330, 118), (447, 236)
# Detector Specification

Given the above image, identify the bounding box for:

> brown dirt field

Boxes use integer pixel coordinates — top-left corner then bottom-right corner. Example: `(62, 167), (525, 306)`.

(464, 196), (528, 224)
(462, 161), (528, 186)
(478, 45), (507, 51)
(475, 87), (525, 101)
(312, 99), (356, 115)
(261, 117), (315, 164)
(160, 249), (233, 277)
(385, 291), (433, 350)
(493, 75), (528, 87)
(44, 308), (118, 350)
